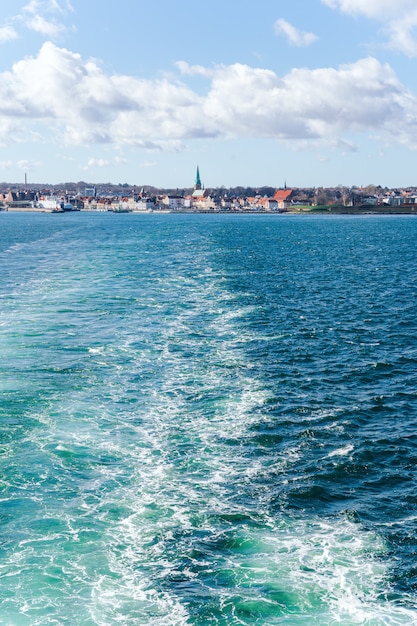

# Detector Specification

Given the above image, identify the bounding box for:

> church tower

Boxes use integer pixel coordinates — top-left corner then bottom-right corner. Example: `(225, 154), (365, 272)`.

(194, 165), (202, 191)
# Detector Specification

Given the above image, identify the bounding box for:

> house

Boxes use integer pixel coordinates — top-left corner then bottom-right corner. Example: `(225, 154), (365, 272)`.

(257, 196), (278, 211)
(92, 198), (111, 211)
(133, 198), (155, 211)
(2, 190), (35, 208)
(245, 197), (260, 209)
(272, 189), (293, 211)
(161, 195), (185, 210)
(220, 197), (233, 210)
(192, 191), (216, 211)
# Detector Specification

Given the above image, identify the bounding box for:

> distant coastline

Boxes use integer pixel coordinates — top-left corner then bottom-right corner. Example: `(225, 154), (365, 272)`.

(2, 205), (417, 215)
(1, 174), (417, 214)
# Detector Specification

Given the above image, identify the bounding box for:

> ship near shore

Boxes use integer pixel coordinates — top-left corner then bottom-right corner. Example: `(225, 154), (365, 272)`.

(36, 196), (64, 212)
(35, 196), (79, 212)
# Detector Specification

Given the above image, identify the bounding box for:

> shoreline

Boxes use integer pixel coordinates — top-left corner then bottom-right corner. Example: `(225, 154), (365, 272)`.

(2, 206), (417, 215)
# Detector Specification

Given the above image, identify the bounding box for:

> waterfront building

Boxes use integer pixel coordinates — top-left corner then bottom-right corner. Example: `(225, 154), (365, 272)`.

(161, 195), (185, 210)
(133, 198), (155, 211)
(272, 189), (293, 211)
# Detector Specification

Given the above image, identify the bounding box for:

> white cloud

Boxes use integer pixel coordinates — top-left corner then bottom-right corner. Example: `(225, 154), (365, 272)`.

(17, 159), (32, 169)
(17, 159), (41, 171)
(202, 58), (417, 147)
(0, 116), (34, 146)
(3, 0), (75, 41)
(321, 0), (413, 19)
(322, 0), (417, 56)
(25, 14), (66, 37)
(386, 13), (417, 56)
(22, 0), (73, 17)
(0, 26), (19, 43)
(0, 43), (417, 154)
(176, 61), (212, 77)
(81, 157), (110, 171)
(86, 158), (110, 168)
(274, 19), (318, 46)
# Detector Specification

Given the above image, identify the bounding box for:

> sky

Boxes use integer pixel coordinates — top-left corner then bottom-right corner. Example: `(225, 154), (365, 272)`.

(1, 1), (417, 188)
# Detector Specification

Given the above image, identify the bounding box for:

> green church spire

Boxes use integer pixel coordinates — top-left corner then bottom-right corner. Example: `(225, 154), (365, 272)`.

(195, 165), (202, 190)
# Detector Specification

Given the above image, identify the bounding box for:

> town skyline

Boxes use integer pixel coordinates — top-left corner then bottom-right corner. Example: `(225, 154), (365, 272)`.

(1, 165), (417, 197)
(3, 174), (417, 214)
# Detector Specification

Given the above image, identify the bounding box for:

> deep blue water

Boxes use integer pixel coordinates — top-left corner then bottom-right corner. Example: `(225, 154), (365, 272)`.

(1, 211), (417, 624)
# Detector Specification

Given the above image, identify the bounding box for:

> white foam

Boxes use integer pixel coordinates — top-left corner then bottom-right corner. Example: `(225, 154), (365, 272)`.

(327, 443), (354, 458)
(220, 516), (417, 624)
(1, 228), (415, 624)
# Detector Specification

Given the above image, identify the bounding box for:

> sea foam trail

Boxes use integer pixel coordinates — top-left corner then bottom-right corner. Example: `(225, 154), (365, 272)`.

(0, 213), (416, 624)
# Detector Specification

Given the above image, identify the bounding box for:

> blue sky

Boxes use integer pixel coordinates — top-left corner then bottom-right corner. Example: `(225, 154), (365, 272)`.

(1, 0), (417, 188)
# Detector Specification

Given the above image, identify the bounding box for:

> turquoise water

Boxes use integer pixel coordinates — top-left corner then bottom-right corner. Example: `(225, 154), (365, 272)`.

(1, 212), (417, 624)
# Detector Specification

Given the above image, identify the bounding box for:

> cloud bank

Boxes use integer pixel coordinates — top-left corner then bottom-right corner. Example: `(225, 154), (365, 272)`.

(0, 42), (417, 153)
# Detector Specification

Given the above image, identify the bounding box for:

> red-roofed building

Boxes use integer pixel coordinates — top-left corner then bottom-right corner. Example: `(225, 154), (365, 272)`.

(257, 196), (278, 211)
(272, 189), (293, 210)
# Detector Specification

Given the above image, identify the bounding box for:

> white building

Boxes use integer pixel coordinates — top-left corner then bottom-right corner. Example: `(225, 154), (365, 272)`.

(161, 195), (185, 210)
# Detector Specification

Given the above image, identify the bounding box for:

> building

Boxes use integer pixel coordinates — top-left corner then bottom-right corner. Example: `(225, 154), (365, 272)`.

(272, 189), (293, 211)
(161, 195), (185, 210)
(192, 165), (205, 200)
(190, 165), (216, 210)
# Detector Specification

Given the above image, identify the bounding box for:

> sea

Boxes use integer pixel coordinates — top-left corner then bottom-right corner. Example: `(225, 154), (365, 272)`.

(1, 211), (417, 625)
